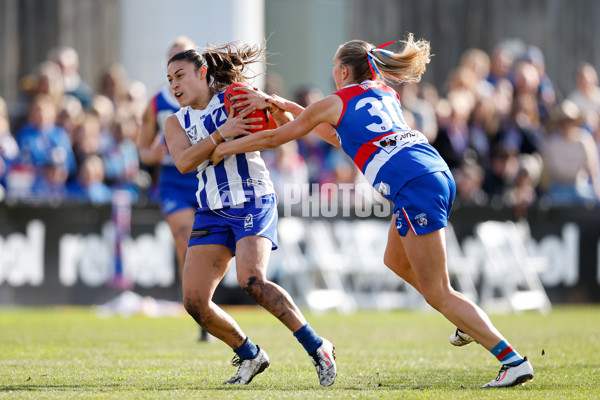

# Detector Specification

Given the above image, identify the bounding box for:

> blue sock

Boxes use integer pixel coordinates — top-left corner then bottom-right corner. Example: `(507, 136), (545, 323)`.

(490, 340), (524, 366)
(234, 337), (259, 360)
(293, 323), (323, 354)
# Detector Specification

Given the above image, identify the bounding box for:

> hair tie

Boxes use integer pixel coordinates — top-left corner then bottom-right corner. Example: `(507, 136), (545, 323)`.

(366, 41), (397, 77)
(366, 50), (381, 77)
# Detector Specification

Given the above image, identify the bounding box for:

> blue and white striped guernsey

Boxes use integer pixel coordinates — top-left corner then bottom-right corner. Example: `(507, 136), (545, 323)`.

(174, 92), (274, 211)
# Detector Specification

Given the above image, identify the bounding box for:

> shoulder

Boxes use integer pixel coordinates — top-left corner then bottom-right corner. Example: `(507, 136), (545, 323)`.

(165, 113), (183, 132)
(310, 94), (342, 113)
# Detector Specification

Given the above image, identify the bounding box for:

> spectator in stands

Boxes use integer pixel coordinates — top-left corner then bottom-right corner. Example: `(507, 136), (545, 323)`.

(446, 66), (478, 108)
(48, 46), (95, 109)
(16, 95), (77, 180)
(468, 97), (500, 167)
(0, 97), (19, 196)
(265, 140), (309, 201)
(482, 143), (521, 204)
(397, 83), (438, 142)
(521, 45), (557, 123)
(56, 95), (85, 142)
(288, 85), (333, 185)
(68, 154), (112, 204)
(30, 147), (71, 202)
(419, 81), (441, 111)
(493, 93), (542, 156)
(486, 44), (515, 88)
(540, 99), (600, 205)
(433, 91), (473, 170)
(567, 62), (600, 116)
(90, 94), (117, 154)
(11, 61), (65, 133)
(506, 154), (541, 218)
(98, 63), (130, 107)
(122, 80), (148, 121)
(454, 158), (488, 206)
(103, 113), (141, 201)
(72, 112), (103, 165)
(458, 48), (495, 99)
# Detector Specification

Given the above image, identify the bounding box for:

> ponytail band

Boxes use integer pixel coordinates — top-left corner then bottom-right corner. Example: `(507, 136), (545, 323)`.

(366, 41), (397, 77)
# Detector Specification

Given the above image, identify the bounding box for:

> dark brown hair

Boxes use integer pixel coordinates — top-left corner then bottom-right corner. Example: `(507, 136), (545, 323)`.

(168, 41), (265, 93)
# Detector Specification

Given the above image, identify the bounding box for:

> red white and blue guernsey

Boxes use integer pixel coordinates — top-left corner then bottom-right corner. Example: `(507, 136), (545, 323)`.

(151, 85), (198, 216)
(332, 80), (449, 200)
(174, 92), (275, 211)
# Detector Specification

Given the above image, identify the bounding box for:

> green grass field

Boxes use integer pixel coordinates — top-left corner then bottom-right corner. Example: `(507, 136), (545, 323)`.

(1, 304), (598, 399)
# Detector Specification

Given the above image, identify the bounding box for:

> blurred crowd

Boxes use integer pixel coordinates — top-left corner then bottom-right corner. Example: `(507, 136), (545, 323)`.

(1, 39), (600, 213)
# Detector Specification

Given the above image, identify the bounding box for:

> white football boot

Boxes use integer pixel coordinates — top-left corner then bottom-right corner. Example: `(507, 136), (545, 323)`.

(483, 357), (534, 388)
(449, 328), (474, 347)
(309, 338), (337, 387)
(224, 347), (270, 384)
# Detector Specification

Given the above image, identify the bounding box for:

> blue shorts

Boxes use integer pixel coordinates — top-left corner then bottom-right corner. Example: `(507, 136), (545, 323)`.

(393, 170), (455, 237)
(188, 193), (278, 254)
(158, 165), (198, 216)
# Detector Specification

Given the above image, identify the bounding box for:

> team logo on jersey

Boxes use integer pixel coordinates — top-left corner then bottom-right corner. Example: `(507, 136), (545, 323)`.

(244, 214), (254, 229)
(186, 125), (199, 142)
(415, 213), (428, 227)
(395, 216), (402, 230)
(377, 182), (390, 196)
(374, 134), (399, 154)
(379, 137), (397, 147)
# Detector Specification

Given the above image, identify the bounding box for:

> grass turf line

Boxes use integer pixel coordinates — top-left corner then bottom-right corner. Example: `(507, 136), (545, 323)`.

(0, 305), (599, 399)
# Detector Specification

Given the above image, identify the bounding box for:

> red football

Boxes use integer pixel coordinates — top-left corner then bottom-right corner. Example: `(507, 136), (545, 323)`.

(223, 82), (277, 133)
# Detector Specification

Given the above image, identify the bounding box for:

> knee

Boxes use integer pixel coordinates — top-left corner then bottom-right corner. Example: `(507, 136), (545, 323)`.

(420, 284), (454, 311)
(239, 276), (267, 303)
(384, 251), (410, 279)
(183, 295), (211, 326)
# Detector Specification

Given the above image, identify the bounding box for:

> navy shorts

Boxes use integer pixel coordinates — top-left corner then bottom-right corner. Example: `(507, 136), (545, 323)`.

(158, 167), (198, 216)
(393, 170), (455, 237)
(188, 193), (278, 254)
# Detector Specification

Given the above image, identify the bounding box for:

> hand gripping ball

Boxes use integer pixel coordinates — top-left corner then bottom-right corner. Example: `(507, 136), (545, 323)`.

(224, 82), (277, 133)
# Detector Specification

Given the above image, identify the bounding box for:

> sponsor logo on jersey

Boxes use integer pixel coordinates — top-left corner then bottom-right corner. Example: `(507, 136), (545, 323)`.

(373, 130), (423, 152)
(244, 214), (254, 229)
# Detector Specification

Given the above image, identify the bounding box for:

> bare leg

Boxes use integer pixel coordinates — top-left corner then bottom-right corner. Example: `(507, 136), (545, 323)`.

(383, 216), (421, 291)
(166, 208), (212, 341)
(164, 208), (196, 279)
(236, 235), (307, 332)
(386, 224), (503, 351)
(182, 244), (247, 349)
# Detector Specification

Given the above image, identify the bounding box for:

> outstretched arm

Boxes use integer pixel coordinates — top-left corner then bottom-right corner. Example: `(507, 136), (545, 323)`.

(227, 86), (294, 127)
(213, 95), (343, 161)
(267, 95), (341, 147)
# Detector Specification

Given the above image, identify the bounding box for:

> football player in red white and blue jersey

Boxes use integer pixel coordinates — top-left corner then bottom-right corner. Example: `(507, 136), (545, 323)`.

(214, 34), (533, 388)
(164, 43), (337, 387)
